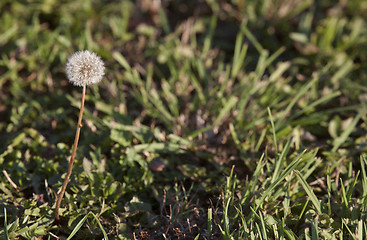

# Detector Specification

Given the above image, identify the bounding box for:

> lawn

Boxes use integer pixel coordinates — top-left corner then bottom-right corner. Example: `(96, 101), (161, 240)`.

(1, 0), (367, 239)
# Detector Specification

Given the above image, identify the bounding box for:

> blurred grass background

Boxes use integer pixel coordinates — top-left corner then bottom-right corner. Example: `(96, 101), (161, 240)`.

(1, 0), (367, 239)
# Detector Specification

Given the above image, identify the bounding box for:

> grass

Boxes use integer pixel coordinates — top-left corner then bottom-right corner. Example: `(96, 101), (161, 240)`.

(1, 0), (367, 239)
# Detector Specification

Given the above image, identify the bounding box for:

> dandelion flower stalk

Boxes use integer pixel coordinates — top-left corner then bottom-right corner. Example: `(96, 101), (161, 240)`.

(55, 50), (104, 221)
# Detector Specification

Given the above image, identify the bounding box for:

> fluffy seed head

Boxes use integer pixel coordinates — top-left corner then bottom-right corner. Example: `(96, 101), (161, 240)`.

(66, 50), (105, 86)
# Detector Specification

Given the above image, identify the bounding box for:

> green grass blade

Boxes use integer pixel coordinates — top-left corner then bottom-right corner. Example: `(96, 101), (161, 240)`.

(332, 111), (362, 152)
(299, 153), (319, 181)
(342, 219), (356, 240)
(148, 88), (174, 123)
(90, 212), (109, 240)
(232, 23), (244, 76)
(331, 59), (353, 84)
(271, 137), (292, 184)
(214, 96), (238, 127)
(229, 122), (241, 148)
(112, 51), (131, 71)
(259, 211), (268, 239)
(67, 214), (89, 240)
(340, 179), (348, 209)
(255, 150), (305, 211)
(161, 79), (179, 117)
(235, 205), (249, 239)
(357, 220), (363, 239)
(132, 142), (186, 154)
(4, 208), (9, 240)
(268, 61), (290, 83)
(267, 107), (278, 155)
(223, 196), (231, 238)
(295, 170), (321, 213)
(346, 171), (359, 202)
(186, 125), (213, 139)
(189, 74), (205, 103)
(255, 222), (263, 240)
(241, 153), (265, 206)
(264, 46), (286, 69)
(327, 167), (332, 215)
(276, 77), (317, 127)
(158, 8), (170, 34)
(67, 212), (108, 240)
(254, 50), (268, 78)
(202, 15), (217, 56)
(304, 227), (311, 240)
(0, 25), (17, 45)
(283, 181), (291, 218)
(231, 31), (248, 79)
(311, 220), (319, 240)
(361, 156), (367, 198)
(242, 24), (263, 54)
(290, 91), (341, 120)
(208, 208), (212, 236)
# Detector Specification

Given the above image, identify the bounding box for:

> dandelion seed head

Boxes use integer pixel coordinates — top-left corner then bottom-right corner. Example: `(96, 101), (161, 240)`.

(66, 50), (105, 86)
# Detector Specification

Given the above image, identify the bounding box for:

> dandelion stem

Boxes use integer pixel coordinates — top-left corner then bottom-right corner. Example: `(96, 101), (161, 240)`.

(55, 83), (86, 221)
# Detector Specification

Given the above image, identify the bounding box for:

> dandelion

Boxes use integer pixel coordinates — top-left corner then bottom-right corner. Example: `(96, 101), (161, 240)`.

(66, 50), (105, 86)
(55, 50), (104, 221)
